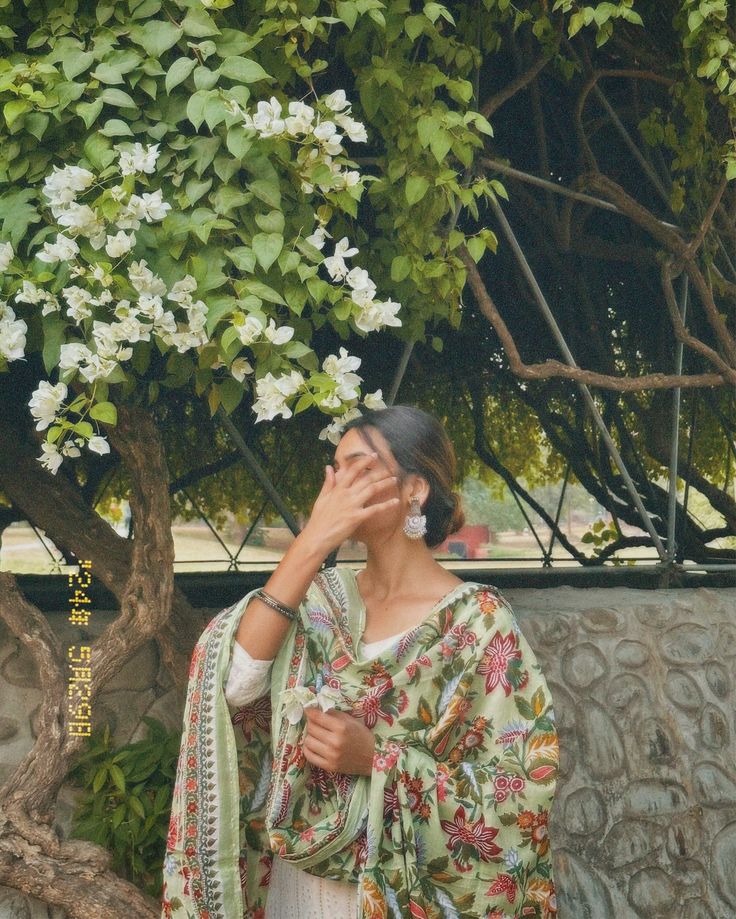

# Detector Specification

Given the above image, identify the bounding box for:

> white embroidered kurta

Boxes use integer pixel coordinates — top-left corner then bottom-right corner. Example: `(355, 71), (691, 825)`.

(224, 623), (412, 919)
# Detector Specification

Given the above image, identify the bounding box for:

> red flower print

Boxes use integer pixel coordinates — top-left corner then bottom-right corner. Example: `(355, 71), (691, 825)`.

(477, 631), (522, 696)
(232, 695), (271, 742)
(353, 681), (395, 728)
(440, 804), (502, 866)
(486, 873), (517, 903)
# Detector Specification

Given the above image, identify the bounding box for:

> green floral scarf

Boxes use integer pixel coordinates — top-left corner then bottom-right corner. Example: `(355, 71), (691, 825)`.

(161, 566), (558, 919)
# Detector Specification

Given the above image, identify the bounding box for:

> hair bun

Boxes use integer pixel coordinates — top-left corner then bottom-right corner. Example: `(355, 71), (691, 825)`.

(447, 492), (465, 537)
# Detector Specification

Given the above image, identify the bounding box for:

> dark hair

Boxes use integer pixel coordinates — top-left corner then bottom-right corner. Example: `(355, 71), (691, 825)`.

(341, 404), (465, 548)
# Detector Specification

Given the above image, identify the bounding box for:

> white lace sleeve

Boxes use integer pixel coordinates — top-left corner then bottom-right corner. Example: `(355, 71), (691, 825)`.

(224, 640), (275, 708)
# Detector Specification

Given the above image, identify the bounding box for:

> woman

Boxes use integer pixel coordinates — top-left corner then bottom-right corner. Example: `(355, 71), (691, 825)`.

(161, 405), (558, 919)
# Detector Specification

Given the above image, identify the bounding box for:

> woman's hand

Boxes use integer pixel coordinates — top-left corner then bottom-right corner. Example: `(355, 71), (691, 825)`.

(300, 452), (400, 555)
(302, 706), (375, 776)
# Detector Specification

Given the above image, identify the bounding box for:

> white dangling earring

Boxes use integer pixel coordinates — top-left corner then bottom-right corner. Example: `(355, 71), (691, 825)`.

(403, 495), (427, 539)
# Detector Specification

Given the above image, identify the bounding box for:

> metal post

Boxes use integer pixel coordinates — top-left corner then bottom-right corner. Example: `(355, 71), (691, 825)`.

(217, 407), (302, 537)
(666, 276), (689, 562)
(387, 340), (415, 405)
(489, 196), (669, 561)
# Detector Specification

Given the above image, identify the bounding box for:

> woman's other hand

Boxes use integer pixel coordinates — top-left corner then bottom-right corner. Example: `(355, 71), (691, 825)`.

(301, 452), (400, 555)
(302, 706), (375, 776)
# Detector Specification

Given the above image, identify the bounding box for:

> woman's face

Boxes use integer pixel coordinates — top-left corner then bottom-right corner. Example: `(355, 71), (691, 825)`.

(332, 427), (407, 542)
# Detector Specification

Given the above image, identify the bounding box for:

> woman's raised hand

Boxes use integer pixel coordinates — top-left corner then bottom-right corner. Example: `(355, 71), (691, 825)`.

(302, 452), (400, 554)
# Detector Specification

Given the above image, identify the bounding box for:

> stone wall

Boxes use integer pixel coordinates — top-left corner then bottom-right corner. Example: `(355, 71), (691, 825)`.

(0, 585), (734, 918)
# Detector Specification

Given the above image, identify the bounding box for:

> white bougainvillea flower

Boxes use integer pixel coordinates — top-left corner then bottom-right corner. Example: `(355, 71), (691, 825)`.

(59, 341), (93, 370)
(15, 281), (47, 305)
(244, 97), (286, 137)
(62, 286), (93, 323)
(334, 113), (368, 142)
(42, 165), (95, 209)
(115, 142), (160, 176)
(126, 190), (171, 223)
(167, 275), (198, 303)
(363, 389), (386, 410)
(318, 406), (362, 444)
(263, 319), (295, 345)
(56, 204), (106, 248)
(323, 237), (358, 281)
(37, 233), (80, 264)
(0, 241), (13, 272)
(88, 435), (110, 455)
(323, 89), (350, 112)
(230, 357), (254, 382)
(60, 440), (81, 458)
(304, 225), (330, 250)
(105, 230), (136, 258)
(37, 440), (63, 474)
(279, 684), (343, 725)
(354, 299), (402, 333)
(0, 302), (27, 362)
(322, 348), (362, 402)
(253, 369), (305, 422)
(28, 380), (68, 431)
(128, 260), (167, 296)
(285, 100), (315, 136)
(234, 314), (264, 346)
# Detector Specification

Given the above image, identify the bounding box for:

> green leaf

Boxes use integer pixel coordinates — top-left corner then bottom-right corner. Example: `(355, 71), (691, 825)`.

(76, 99), (103, 128)
(391, 255), (411, 282)
(429, 129), (452, 163)
(165, 57), (196, 93)
(89, 401), (118, 425)
(100, 88), (137, 109)
(109, 764), (126, 793)
(218, 57), (271, 84)
(63, 51), (95, 80)
(252, 232), (283, 271)
(4, 100), (29, 127)
(227, 247), (257, 272)
(336, 0), (358, 30)
(92, 766), (108, 794)
(466, 235), (486, 262)
(100, 119), (133, 137)
(43, 320), (67, 374)
(129, 21), (183, 58)
(405, 175), (430, 205)
(128, 796), (146, 819)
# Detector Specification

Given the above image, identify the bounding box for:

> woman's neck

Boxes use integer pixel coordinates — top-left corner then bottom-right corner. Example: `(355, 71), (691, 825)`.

(359, 536), (438, 600)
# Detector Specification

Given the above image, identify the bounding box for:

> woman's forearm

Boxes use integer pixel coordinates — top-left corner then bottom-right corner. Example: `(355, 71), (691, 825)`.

(234, 530), (330, 660)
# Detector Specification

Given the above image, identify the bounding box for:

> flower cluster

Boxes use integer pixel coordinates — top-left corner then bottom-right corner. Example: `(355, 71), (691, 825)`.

(2, 88), (405, 473)
(233, 91), (402, 341)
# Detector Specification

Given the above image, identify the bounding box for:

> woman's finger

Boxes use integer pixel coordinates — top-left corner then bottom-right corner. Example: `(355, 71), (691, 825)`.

(339, 451), (379, 489)
(357, 495), (402, 518)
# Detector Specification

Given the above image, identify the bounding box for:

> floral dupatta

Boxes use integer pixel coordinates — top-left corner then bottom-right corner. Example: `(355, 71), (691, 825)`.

(161, 566), (559, 919)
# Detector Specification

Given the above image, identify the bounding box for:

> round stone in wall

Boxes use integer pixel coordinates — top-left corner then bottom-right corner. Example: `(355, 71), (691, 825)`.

(580, 607), (621, 633)
(622, 780), (689, 818)
(712, 821), (736, 908)
(699, 704), (729, 751)
(704, 661), (730, 699)
(608, 673), (651, 711)
(562, 643), (609, 690)
(0, 716), (19, 742)
(627, 867), (677, 917)
(601, 819), (664, 869)
(666, 813), (703, 861)
(614, 639), (649, 668)
(664, 668), (703, 712)
(634, 603), (675, 629)
(563, 786), (607, 836)
(682, 900), (716, 919)
(661, 624), (716, 664)
(554, 848), (614, 919)
(578, 700), (626, 779)
(693, 762), (736, 807)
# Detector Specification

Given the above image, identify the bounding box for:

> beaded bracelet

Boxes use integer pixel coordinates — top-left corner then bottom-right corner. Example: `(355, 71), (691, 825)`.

(255, 587), (299, 622)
